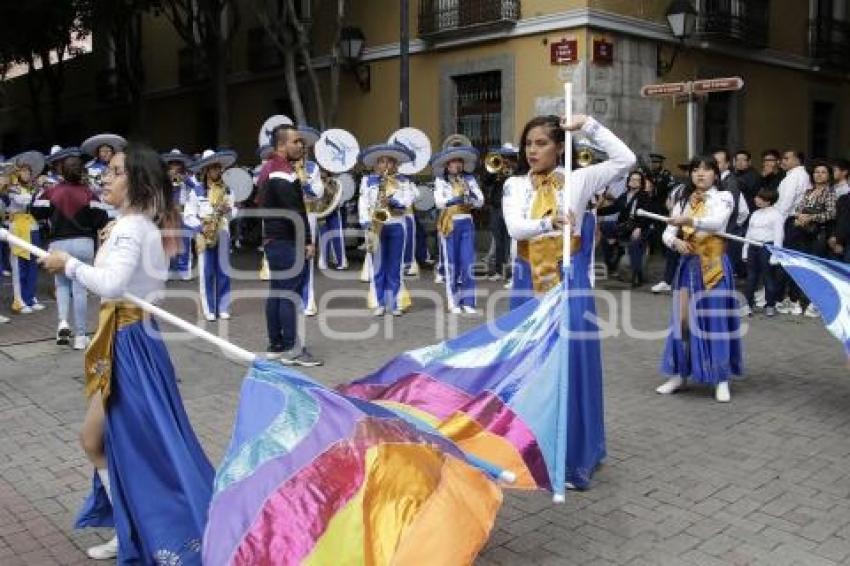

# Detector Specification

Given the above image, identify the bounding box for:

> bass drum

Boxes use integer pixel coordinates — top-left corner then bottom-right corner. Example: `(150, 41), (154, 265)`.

(223, 167), (254, 203)
(337, 173), (356, 203)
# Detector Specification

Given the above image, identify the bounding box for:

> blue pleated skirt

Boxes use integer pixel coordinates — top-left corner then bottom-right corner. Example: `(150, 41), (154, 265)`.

(75, 320), (213, 565)
(661, 253), (744, 385)
(510, 214), (606, 489)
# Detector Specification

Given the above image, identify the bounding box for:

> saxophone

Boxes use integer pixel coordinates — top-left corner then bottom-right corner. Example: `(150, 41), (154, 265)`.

(198, 180), (227, 251)
(366, 175), (395, 253)
(437, 175), (473, 236)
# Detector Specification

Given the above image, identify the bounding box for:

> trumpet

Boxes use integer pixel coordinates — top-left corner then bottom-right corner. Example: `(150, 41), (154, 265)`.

(576, 148), (595, 168)
(485, 153), (508, 176)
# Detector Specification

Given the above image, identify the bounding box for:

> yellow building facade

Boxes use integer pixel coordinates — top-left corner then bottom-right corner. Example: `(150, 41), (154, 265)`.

(1, 0), (848, 170)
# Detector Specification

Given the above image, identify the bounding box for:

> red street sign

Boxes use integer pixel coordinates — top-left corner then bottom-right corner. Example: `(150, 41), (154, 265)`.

(640, 82), (688, 97)
(550, 39), (578, 65)
(692, 77), (744, 94)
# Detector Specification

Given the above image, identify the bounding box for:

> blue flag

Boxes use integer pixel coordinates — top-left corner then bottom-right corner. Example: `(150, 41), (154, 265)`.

(768, 245), (850, 356)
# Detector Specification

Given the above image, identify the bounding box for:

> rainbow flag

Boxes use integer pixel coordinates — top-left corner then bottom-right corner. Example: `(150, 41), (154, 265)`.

(341, 285), (570, 494)
(203, 360), (502, 566)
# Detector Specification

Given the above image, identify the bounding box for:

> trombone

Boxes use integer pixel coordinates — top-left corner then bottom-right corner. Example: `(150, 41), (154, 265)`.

(484, 153), (509, 176)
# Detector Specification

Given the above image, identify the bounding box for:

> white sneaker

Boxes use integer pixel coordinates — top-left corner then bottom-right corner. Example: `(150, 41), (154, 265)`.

(218, 312), (231, 320)
(462, 306), (478, 315)
(434, 274), (444, 284)
(205, 314), (216, 322)
(86, 535), (118, 560)
(715, 381), (731, 403)
(804, 304), (820, 318)
(656, 376), (684, 395)
(392, 309), (403, 316)
(775, 299), (791, 314)
(449, 306), (462, 314)
(1, 269), (10, 277)
(742, 305), (752, 317)
(19, 306), (33, 314)
(372, 307), (385, 317)
(503, 279), (513, 289)
(754, 287), (766, 308)
(317, 261), (329, 271)
(31, 302), (46, 311)
(0, 314), (9, 324)
(57, 321), (71, 345)
(73, 335), (90, 351)
(651, 281), (672, 293)
(790, 301), (803, 316)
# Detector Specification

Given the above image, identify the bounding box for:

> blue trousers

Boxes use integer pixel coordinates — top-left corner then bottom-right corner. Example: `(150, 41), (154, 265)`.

(199, 232), (231, 318)
(265, 239), (306, 350)
(0, 240), (10, 273)
(745, 247), (779, 308)
(439, 217), (476, 308)
(373, 223), (405, 309)
(11, 230), (41, 309)
(170, 226), (194, 279)
(403, 214), (416, 271)
(319, 209), (347, 268)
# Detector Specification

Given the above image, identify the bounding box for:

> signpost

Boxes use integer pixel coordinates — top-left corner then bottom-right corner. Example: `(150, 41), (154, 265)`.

(640, 76), (744, 159)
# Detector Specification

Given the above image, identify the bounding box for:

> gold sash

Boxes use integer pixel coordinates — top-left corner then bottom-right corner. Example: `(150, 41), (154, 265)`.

(516, 172), (580, 294)
(682, 193), (726, 290)
(437, 176), (473, 236)
(10, 212), (37, 260)
(84, 302), (146, 404)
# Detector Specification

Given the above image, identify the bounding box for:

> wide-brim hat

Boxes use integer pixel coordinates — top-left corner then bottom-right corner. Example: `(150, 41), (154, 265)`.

(298, 126), (321, 148)
(359, 143), (414, 168)
(191, 149), (237, 172)
(160, 148), (192, 166)
(11, 150), (46, 176)
(45, 146), (82, 165)
(430, 146), (479, 175)
(495, 142), (519, 156)
(81, 133), (127, 157)
(257, 144), (274, 162)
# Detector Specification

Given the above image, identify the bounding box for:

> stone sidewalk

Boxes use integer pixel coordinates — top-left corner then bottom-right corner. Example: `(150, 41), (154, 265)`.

(1, 258), (850, 565)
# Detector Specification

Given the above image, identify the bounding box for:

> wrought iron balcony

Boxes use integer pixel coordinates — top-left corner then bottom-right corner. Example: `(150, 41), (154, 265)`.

(810, 18), (850, 69)
(694, 0), (770, 48)
(418, 0), (520, 41)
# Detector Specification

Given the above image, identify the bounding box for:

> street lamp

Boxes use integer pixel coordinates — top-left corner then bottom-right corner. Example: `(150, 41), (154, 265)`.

(339, 26), (370, 92)
(658, 0), (697, 75)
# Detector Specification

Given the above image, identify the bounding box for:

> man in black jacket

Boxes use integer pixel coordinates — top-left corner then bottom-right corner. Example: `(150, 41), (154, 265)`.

(734, 149), (761, 212)
(714, 148), (749, 277)
(257, 124), (322, 366)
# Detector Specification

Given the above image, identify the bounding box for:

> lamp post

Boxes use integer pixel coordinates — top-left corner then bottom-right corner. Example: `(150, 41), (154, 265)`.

(339, 26), (370, 92)
(663, 0), (698, 157)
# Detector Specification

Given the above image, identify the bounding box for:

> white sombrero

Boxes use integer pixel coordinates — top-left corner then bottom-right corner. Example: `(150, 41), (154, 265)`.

(190, 149), (237, 172)
(359, 143), (414, 169)
(160, 148), (193, 166)
(81, 133), (127, 157)
(429, 146), (479, 175)
(298, 126), (321, 148)
(495, 142), (519, 156)
(11, 151), (46, 176)
(45, 146), (82, 165)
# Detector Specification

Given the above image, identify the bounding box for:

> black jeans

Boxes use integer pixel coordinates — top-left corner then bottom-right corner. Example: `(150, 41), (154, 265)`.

(489, 206), (510, 277)
(265, 239), (306, 350)
(745, 247), (779, 308)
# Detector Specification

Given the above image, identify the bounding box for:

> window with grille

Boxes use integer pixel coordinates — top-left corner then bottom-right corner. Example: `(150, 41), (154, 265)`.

(703, 92), (732, 152)
(453, 71), (502, 154)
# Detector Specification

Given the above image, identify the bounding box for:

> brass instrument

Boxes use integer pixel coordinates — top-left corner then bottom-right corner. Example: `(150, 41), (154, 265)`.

(198, 180), (228, 251)
(577, 148), (595, 168)
(485, 153), (508, 176)
(437, 175), (473, 236)
(366, 175), (396, 253)
(313, 172), (343, 219)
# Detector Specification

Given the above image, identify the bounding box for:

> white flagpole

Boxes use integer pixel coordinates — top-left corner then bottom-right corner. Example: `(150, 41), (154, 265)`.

(0, 228), (257, 364)
(635, 209), (765, 247)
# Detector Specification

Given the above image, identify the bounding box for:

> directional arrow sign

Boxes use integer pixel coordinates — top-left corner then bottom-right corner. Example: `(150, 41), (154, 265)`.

(691, 76), (744, 94)
(640, 82), (688, 97)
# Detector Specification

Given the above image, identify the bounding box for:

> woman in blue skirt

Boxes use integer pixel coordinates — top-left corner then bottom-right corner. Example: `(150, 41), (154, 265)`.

(503, 114), (635, 488)
(656, 156), (743, 403)
(41, 144), (213, 563)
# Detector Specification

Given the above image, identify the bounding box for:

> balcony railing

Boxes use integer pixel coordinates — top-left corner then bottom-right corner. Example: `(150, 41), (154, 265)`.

(419, 0), (519, 41)
(810, 18), (850, 69)
(694, 0), (770, 48)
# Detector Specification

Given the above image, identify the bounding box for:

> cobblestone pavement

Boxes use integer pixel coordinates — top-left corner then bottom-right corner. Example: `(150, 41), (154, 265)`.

(1, 252), (850, 565)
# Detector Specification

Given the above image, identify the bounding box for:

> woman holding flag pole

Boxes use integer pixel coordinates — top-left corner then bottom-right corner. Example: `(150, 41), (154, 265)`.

(502, 91), (636, 493)
(36, 144), (214, 563)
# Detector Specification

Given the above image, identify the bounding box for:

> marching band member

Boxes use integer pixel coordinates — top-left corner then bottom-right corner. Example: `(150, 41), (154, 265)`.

(256, 144), (274, 281)
(6, 151), (47, 314)
(81, 133), (127, 219)
(403, 186), (420, 277)
(432, 145), (484, 314)
(656, 156), (743, 403)
(39, 143), (213, 564)
(317, 163), (349, 271)
(43, 145), (67, 188)
(161, 149), (197, 281)
(358, 143), (416, 316)
(503, 114), (635, 489)
(184, 149), (237, 321)
(296, 126), (325, 316)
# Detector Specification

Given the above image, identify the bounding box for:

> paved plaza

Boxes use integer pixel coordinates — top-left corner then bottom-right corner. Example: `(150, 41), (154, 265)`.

(1, 253), (849, 565)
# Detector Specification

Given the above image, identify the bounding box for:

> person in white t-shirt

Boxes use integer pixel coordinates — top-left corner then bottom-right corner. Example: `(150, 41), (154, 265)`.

(742, 188), (784, 317)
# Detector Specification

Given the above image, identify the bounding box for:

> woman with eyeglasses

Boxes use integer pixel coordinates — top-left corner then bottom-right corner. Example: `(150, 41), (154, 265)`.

(40, 144), (213, 564)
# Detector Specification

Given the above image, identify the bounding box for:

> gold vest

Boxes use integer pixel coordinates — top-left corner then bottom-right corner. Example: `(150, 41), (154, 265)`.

(681, 193), (726, 290)
(437, 176), (474, 236)
(516, 172), (581, 294)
